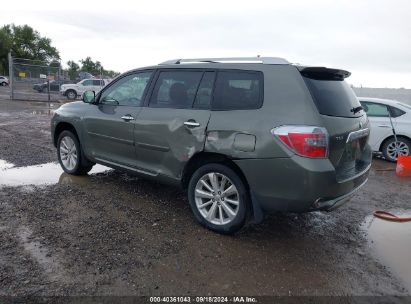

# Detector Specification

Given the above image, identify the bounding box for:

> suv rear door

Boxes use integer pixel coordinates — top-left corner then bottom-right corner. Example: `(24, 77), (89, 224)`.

(133, 69), (214, 181)
(301, 67), (372, 182)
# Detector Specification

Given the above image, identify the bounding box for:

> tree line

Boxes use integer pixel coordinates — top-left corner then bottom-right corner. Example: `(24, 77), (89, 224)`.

(0, 24), (119, 80)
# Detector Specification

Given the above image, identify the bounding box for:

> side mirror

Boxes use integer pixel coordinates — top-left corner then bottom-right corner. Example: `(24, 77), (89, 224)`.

(83, 91), (95, 103)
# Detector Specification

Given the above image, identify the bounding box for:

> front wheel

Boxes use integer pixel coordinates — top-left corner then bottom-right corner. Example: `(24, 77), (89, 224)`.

(382, 137), (411, 162)
(57, 130), (93, 175)
(188, 163), (249, 234)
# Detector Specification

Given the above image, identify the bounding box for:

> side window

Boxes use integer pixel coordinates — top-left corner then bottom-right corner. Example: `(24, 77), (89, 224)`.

(99, 71), (152, 106)
(149, 71), (203, 108)
(361, 102), (389, 117)
(213, 71), (263, 110)
(82, 80), (93, 86)
(389, 106), (406, 118)
(193, 72), (215, 109)
(92, 80), (102, 86)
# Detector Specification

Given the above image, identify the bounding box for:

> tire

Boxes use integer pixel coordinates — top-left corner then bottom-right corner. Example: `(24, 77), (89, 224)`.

(188, 163), (249, 234)
(57, 130), (93, 175)
(66, 89), (77, 100)
(1, 82), (6, 86)
(382, 137), (411, 162)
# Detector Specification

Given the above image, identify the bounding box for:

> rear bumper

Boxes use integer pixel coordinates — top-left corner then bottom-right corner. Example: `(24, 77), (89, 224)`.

(234, 155), (371, 213)
(311, 177), (368, 211)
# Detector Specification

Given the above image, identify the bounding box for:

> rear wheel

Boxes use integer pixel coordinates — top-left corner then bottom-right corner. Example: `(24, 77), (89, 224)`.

(57, 130), (93, 175)
(188, 163), (249, 234)
(382, 137), (411, 162)
(1, 82), (6, 86)
(66, 89), (77, 100)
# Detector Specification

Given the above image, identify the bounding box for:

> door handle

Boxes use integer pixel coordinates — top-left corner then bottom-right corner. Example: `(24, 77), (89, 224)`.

(184, 120), (200, 127)
(121, 115), (134, 121)
(377, 125), (391, 128)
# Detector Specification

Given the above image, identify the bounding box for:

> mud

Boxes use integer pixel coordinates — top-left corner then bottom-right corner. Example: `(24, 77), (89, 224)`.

(0, 99), (410, 296)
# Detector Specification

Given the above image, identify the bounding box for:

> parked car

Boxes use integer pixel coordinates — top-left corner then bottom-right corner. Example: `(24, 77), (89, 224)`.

(33, 80), (72, 93)
(0, 76), (9, 86)
(358, 97), (411, 161)
(51, 57), (372, 234)
(60, 79), (109, 100)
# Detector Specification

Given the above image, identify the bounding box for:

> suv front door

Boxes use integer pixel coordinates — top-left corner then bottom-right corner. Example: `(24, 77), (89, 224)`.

(134, 70), (214, 180)
(82, 71), (153, 167)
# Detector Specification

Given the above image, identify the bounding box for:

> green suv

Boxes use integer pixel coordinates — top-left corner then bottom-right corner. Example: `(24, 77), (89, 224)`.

(51, 57), (372, 234)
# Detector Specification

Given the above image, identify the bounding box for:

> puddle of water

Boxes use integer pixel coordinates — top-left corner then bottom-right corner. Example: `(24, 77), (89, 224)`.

(0, 162), (110, 187)
(363, 212), (411, 291)
(0, 159), (14, 170)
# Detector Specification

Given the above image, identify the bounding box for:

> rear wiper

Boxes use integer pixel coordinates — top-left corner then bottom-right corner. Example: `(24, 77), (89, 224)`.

(351, 106), (363, 114)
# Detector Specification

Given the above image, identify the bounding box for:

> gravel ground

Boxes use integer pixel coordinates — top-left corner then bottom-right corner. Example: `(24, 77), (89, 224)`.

(0, 99), (410, 297)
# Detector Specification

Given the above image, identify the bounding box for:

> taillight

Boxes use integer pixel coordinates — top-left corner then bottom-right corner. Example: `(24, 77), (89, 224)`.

(271, 126), (329, 158)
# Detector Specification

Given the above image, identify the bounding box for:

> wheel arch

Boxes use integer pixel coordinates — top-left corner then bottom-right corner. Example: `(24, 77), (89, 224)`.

(53, 122), (80, 147)
(181, 152), (250, 191)
(379, 134), (411, 151)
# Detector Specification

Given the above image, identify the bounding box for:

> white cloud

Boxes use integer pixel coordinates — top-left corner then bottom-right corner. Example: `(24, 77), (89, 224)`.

(2, 0), (411, 87)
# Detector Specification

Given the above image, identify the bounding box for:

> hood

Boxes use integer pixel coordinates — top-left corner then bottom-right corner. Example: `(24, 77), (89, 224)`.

(61, 83), (76, 89)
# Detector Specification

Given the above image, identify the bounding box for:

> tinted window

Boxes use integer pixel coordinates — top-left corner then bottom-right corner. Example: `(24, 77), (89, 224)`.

(100, 71), (152, 106)
(304, 78), (362, 117)
(93, 80), (103, 86)
(213, 71), (263, 110)
(82, 80), (93, 86)
(150, 71), (203, 108)
(389, 106), (406, 118)
(193, 72), (215, 109)
(360, 102), (389, 117)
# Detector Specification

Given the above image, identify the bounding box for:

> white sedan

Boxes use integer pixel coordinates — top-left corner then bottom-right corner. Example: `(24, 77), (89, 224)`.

(358, 97), (411, 161)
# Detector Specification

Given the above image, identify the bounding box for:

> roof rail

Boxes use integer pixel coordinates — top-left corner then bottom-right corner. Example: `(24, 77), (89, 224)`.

(159, 57), (289, 65)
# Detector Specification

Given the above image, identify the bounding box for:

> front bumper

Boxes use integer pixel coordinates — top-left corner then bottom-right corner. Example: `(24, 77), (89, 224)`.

(234, 156), (371, 213)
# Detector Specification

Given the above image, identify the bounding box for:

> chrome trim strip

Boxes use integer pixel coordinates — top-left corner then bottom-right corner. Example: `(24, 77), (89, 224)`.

(346, 128), (370, 143)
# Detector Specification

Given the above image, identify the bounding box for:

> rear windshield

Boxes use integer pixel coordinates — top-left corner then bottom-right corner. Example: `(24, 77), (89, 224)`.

(303, 77), (363, 118)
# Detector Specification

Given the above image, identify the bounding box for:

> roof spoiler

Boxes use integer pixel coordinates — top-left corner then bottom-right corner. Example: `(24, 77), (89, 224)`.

(297, 66), (351, 80)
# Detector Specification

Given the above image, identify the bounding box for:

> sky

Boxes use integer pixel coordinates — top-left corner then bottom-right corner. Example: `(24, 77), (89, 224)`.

(2, 0), (411, 88)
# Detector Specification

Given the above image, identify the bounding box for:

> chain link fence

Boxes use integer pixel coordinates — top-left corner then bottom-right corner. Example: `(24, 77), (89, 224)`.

(8, 54), (71, 102)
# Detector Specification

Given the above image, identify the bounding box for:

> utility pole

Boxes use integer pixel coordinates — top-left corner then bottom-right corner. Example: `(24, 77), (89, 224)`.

(8, 52), (13, 100)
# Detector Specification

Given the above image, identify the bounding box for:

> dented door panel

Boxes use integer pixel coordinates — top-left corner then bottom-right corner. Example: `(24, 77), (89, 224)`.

(133, 107), (210, 180)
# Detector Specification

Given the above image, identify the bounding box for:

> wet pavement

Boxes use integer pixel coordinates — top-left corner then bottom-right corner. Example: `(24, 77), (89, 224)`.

(0, 99), (410, 296)
(363, 213), (411, 291)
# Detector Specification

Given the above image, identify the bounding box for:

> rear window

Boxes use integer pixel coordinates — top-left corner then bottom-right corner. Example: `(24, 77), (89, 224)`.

(149, 71), (203, 108)
(360, 102), (389, 117)
(304, 78), (363, 118)
(212, 71), (263, 110)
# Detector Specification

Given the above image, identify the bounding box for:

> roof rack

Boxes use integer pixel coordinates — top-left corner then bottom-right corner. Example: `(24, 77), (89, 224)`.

(159, 57), (289, 65)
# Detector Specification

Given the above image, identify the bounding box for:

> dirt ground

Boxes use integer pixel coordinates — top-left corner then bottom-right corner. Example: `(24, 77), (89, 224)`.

(0, 99), (410, 297)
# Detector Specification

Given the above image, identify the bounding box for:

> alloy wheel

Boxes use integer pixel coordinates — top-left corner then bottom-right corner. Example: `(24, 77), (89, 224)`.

(387, 141), (410, 160)
(194, 172), (240, 225)
(59, 136), (78, 171)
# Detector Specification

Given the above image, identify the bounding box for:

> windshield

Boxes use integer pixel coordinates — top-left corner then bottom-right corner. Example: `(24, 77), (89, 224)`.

(304, 77), (364, 118)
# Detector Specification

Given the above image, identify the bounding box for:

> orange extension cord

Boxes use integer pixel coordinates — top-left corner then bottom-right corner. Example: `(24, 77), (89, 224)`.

(373, 211), (411, 222)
